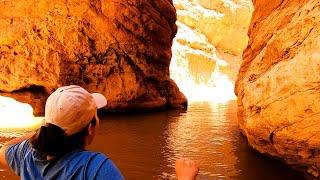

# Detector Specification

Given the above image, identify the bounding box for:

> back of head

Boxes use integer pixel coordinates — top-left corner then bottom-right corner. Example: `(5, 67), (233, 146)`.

(45, 85), (97, 135)
(30, 124), (88, 157)
(30, 85), (106, 158)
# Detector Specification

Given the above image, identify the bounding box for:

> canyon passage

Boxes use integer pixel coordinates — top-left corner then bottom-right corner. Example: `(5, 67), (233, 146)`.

(0, 0), (318, 179)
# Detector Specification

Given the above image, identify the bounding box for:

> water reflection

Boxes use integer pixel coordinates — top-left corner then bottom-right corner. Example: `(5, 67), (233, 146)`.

(88, 101), (304, 179)
(0, 101), (305, 179)
(161, 102), (239, 179)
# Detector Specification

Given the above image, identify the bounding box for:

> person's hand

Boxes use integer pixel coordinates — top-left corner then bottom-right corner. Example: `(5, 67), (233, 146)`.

(175, 157), (199, 180)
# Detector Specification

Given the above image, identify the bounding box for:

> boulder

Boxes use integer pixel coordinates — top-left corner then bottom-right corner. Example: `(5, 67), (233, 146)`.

(235, 0), (320, 177)
(0, 0), (187, 115)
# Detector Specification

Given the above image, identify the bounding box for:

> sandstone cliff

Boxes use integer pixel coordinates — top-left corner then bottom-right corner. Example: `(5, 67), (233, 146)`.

(171, 0), (253, 101)
(0, 0), (187, 115)
(236, 0), (320, 177)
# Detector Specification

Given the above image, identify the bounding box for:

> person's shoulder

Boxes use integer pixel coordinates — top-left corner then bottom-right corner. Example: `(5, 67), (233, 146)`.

(7, 139), (31, 150)
(62, 151), (108, 172)
(75, 150), (109, 160)
(71, 151), (124, 179)
(66, 150), (109, 166)
(6, 139), (33, 157)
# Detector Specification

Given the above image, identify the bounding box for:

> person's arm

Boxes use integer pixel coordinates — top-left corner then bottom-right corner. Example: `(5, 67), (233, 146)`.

(175, 157), (199, 180)
(0, 132), (35, 168)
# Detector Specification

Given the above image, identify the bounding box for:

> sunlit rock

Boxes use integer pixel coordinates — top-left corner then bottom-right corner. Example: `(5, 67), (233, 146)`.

(236, 0), (320, 177)
(174, 0), (253, 55)
(0, 0), (187, 114)
(170, 0), (252, 102)
(170, 22), (236, 102)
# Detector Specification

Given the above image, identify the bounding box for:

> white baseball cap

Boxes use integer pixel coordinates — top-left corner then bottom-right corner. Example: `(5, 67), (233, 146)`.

(45, 85), (107, 135)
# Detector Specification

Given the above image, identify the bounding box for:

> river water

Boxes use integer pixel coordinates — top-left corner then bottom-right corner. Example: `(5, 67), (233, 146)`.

(0, 101), (304, 179)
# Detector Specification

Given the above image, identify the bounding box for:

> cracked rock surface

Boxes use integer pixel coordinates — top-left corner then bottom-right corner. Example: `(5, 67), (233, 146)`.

(0, 0), (187, 115)
(235, 0), (320, 177)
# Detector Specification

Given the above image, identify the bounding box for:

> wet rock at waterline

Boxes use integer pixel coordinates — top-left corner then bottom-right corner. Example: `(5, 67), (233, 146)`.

(0, 0), (187, 115)
(235, 0), (320, 177)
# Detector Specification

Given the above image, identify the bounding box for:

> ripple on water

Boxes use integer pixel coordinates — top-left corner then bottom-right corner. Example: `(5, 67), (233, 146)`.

(0, 101), (305, 179)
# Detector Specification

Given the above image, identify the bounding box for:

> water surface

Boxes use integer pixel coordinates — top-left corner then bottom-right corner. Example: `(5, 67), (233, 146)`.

(90, 101), (304, 179)
(0, 101), (304, 179)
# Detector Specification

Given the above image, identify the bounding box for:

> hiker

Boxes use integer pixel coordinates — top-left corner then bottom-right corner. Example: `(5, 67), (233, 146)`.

(0, 85), (124, 179)
(0, 85), (199, 180)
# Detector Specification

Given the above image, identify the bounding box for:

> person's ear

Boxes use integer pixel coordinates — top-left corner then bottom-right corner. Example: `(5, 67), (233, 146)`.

(87, 123), (95, 136)
(85, 124), (96, 146)
(95, 114), (100, 127)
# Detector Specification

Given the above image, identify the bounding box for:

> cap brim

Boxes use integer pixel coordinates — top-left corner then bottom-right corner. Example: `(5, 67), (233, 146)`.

(91, 93), (107, 109)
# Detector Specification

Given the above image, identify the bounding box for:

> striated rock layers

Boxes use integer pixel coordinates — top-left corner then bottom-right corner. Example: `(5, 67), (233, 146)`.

(170, 0), (253, 101)
(0, 0), (187, 115)
(236, 0), (320, 177)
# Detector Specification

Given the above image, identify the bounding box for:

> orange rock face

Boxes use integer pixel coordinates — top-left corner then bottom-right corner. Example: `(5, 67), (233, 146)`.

(0, 0), (187, 114)
(236, 0), (320, 177)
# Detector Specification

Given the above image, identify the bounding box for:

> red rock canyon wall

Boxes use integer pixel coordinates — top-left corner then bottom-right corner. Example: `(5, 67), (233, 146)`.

(236, 0), (320, 177)
(0, 0), (187, 114)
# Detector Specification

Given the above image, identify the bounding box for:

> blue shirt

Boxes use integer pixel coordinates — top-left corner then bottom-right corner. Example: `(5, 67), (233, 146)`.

(5, 140), (124, 180)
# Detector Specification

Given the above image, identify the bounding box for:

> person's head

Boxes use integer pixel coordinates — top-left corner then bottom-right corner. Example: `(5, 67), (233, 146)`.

(30, 85), (107, 158)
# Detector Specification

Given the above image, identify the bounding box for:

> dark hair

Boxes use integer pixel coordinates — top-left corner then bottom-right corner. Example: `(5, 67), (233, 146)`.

(30, 118), (97, 158)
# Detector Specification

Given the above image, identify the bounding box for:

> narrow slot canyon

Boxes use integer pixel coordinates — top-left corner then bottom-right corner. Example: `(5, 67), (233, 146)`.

(0, 0), (319, 179)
